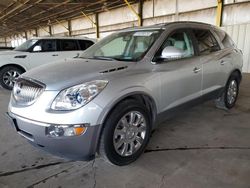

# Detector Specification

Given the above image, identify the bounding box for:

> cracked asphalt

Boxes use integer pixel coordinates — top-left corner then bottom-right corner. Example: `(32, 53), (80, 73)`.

(0, 74), (250, 188)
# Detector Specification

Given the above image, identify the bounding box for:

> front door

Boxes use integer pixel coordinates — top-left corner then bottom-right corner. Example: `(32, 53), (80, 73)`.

(26, 39), (61, 69)
(153, 29), (202, 112)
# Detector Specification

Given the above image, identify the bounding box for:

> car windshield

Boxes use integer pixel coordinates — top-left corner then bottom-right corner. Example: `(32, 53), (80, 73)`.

(14, 39), (38, 51)
(80, 29), (163, 61)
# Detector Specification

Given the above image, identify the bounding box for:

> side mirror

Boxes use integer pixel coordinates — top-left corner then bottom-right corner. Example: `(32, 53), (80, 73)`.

(33, 45), (42, 52)
(74, 53), (80, 58)
(161, 46), (185, 60)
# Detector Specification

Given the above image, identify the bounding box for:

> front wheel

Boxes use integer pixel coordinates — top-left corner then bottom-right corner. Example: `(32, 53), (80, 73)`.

(0, 66), (23, 90)
(215, 73), (240, 110)
(99, 99), (151, 166)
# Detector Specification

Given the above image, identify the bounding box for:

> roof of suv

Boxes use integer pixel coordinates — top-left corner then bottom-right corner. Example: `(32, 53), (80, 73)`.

(31, 36), (96, 42)
(121, 21), (215, 32)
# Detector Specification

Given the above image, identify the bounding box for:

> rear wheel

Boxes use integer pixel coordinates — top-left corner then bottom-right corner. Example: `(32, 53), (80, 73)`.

(215, 73), (240, 110)
(0, 66), (23, 90)
(99, 99), (151, 166)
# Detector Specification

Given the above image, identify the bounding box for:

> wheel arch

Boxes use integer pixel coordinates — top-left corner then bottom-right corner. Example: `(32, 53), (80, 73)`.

(0, 64), (27, 73)
(101, 92), (157, 126)
(229, 69), (242, 83)
(95, 92), (158, 154)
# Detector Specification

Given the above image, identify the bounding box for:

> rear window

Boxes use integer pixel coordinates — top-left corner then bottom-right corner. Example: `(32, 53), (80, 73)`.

(193, 29), (221, 55)
(78, 40), (94, 50)
(60, 40), (78, 51)
(214, 29), (235, 48)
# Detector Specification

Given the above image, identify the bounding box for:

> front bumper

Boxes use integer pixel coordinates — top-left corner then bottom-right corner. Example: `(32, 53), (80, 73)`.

(6, 112), (100, 160)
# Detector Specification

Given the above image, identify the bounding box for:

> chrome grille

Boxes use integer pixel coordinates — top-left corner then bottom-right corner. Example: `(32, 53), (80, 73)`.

(12, 78), (45, 106)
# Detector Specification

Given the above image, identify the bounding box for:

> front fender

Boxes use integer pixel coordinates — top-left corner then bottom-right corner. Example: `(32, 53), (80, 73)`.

(94, 86), (160, 126)
(0, 57), (29, 71)
(91, 85), (160, 155)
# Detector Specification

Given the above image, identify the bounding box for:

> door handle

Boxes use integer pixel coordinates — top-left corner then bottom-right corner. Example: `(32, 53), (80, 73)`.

(193, 67), (201, 73)
(220, 60), (226, 65)
(52, 54), (58, 56)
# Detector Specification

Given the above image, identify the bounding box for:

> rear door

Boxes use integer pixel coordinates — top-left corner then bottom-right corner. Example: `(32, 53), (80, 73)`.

(153, 29), (202, 112)
(213, 29), (241, 85)
(192, 29), (225, 96)
(78, 40), (94, 51)
(57, 39), (83, 60)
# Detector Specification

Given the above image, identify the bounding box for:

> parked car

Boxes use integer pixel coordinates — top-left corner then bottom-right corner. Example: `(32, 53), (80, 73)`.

(7, 22), (243, 166)
(0, 37), (96, 89)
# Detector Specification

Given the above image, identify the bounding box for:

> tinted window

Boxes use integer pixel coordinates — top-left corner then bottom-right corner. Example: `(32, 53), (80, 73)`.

(214, 29), (235, 48)
(60, 40), (78, 51)
(193, 29), (220, 55)
(32, 40), (56, 52)
(78, 40), (94, 50)
(155, 30), (194, 60)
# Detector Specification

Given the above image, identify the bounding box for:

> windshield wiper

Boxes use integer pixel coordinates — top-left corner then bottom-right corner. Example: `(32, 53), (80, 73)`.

(93, 56), (115, 61)
(79, 56), (134, 62)
(95, 56), (134, 62)
(78, 56), (114, 61)
(111, 57), (133, 62)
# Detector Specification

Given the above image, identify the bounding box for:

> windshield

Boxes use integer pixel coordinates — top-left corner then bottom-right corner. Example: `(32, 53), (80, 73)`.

(80, 29), (162, 61)
(14, 39), (38, 51)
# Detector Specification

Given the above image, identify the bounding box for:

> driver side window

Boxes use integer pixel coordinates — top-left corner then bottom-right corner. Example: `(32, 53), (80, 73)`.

(155, 30), (194, 61)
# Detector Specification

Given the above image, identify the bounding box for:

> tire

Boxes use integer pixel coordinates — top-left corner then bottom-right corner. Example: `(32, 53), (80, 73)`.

(99, 99), (151, 166)
(215, 73), (240, 110)
(0, 66), (23, 90)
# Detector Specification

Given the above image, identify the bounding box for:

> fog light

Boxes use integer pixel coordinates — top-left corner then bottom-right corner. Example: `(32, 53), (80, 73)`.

(47, 124), (87, 137)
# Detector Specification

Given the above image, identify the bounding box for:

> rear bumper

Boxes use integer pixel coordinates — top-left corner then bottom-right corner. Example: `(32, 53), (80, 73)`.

(6, 112), (100, 160)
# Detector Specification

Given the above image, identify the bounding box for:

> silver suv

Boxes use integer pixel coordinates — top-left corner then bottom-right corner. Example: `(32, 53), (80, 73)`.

(7, 22), (243, 166)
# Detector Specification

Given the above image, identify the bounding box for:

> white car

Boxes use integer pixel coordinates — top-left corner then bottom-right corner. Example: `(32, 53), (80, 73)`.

(0, 37), (96, 89)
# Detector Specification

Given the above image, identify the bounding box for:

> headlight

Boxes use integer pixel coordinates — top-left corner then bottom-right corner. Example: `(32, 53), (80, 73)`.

(51, 80), (108, 110)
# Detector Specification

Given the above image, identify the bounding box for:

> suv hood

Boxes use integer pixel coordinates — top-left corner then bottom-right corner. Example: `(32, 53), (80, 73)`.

(0, 50), (27, 62)
(0, 50), (24, 56)
(22, 58), (133, 91)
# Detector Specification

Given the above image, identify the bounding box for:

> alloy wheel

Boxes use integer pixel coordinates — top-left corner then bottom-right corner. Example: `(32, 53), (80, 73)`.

(113, 111), (147, 157)
(2, 70), (20, 88)
(227, 79), (238, 105)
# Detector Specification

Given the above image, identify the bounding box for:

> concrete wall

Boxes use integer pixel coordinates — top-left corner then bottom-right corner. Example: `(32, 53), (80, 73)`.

(3, 0), (250, 40)
(22, 0), (250, 39)
(223, 2), (250, 25)
(223, 23), (250, 73)
(38, 26), (50, 37)
(0, 38), (6, 47)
